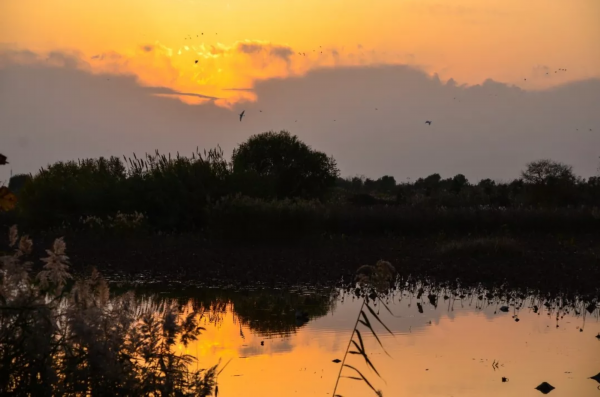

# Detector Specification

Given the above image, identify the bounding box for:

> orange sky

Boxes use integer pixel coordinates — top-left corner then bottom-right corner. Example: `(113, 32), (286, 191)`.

(2, 0), (599, 107)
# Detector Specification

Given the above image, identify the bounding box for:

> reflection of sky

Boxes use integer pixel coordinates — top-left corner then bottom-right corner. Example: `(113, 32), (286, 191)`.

(182, 293), (600, 396)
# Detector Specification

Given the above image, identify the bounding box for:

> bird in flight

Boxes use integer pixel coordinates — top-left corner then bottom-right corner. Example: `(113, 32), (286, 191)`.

(239, 110), (245, 122)
(195, 60), (198, 64)
(425, 121), (432, 125)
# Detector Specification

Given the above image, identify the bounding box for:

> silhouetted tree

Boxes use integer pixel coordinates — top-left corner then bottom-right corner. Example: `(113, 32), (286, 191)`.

(450, 174), (468, 193)
(231, 131), (339, 199)
(521, 159), (576, 185)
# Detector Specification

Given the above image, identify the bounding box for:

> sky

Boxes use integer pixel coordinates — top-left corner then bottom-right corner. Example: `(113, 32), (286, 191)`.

(1, 0), (599, 183)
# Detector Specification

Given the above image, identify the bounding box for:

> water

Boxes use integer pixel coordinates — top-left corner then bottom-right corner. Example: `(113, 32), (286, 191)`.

(148, 287), (600, 396)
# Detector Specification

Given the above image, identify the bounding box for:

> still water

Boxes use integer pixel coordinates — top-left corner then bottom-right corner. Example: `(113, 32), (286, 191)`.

(146, 287), (600, 397)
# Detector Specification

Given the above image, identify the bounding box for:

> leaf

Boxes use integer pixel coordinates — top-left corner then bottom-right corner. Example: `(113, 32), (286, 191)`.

(352, 330), (381, 377)
(366, 303), (394, 336)
(359, 311), (390, 356)
(0, 187), (17, 212)
(378, 299), (400, 318)
(217, 358), (232, 376)
(343, 364), (379, 395)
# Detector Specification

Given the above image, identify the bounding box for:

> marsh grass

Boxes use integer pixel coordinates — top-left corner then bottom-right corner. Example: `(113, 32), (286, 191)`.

(0, 226), (220, 396)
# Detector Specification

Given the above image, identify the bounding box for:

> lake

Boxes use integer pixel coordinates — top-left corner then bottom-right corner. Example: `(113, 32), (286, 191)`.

(135, 285), (600, 396)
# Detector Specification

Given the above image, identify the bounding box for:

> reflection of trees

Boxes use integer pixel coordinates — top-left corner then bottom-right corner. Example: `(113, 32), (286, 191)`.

(230, 289), (338, 337)
(128, 286), (338, 336)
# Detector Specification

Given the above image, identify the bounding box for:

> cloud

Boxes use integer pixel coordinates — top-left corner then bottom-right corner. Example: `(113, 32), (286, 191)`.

(3, 40), (427, 108)
(1, 58), (599, 186)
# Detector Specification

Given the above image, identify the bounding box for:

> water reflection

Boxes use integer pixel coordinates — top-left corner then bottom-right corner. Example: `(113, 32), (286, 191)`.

(146, 287), (600, 396)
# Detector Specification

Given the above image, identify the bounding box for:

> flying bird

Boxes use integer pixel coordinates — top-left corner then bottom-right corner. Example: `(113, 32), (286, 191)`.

(195, 60), (198, 64)
(0, 153), (8, 165)
(239, 110), (245, 121)
(425, 121), (432, 125)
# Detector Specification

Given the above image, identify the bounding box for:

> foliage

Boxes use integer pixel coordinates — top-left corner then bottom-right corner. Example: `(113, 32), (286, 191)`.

(8, 144), (600, 233)
(232, 130), (339, 199)
(0, 227), (219, 396)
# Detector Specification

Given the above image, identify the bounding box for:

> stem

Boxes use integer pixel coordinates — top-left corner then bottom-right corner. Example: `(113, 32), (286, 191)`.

(332, 298), (365, 396)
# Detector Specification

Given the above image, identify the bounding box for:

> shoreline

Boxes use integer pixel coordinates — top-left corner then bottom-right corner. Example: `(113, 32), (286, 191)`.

(27, 231), (600, 299)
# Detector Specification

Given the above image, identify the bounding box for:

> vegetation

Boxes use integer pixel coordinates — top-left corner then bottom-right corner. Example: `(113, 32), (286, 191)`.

(1, 136), (599, 237)
(0, 226), (221, 396)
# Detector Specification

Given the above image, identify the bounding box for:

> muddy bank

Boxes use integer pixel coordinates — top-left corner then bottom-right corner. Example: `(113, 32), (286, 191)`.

(27, 231), (600, 298)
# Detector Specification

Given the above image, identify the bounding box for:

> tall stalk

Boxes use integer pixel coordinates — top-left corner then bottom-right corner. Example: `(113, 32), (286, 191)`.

(332, 299), (365, 396)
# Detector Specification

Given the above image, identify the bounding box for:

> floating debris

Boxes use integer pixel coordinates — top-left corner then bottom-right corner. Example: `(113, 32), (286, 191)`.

(535, 382), (555, 394)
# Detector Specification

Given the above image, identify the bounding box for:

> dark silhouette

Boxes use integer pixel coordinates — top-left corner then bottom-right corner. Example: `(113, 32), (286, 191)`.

(232, 130), (339, 199)
(239, 110), (245, 121)
(0, 153), (8, 165)
(535, 382), (555, 394)
(425, 120), (432, 125)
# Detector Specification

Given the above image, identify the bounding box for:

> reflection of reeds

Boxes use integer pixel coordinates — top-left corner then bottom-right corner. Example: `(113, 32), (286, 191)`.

(332, 261), (396, 397)
(0, 226), (220, 396)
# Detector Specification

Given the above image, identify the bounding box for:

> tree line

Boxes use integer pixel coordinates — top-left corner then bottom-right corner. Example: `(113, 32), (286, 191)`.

(3, 130), (600, 231)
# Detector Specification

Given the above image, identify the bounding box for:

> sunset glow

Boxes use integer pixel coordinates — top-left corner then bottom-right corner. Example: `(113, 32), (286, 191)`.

(2, 0), (599, 107)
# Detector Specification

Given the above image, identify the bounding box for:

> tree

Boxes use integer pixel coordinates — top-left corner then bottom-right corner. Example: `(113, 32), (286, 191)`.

(450, 174), (468, 193)
(376, 175), (397, 193)
(231, 131), (339, 199)
(521, 159), (576, 185)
